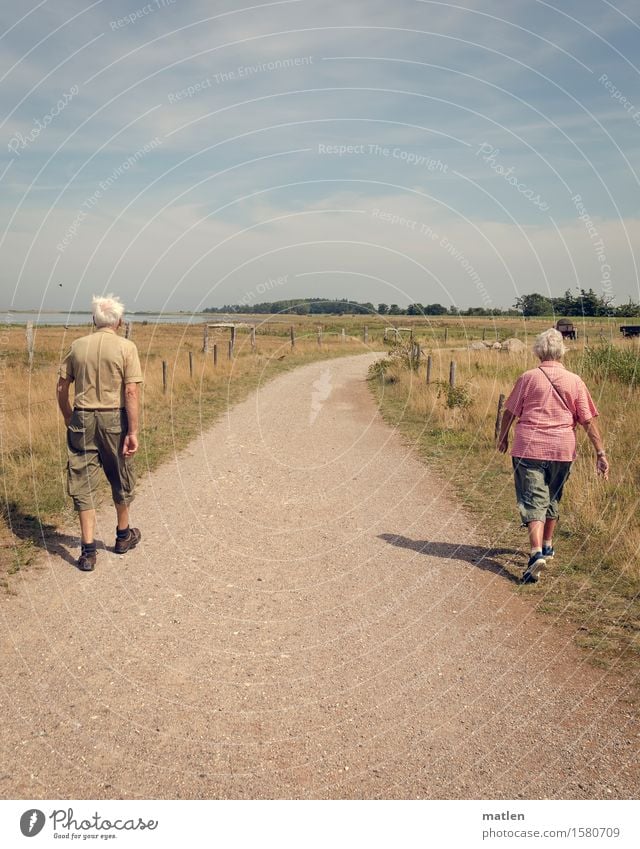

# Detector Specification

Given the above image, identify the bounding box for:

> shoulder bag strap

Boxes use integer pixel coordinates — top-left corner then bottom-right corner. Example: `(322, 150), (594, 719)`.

(538, 366), (575, 421)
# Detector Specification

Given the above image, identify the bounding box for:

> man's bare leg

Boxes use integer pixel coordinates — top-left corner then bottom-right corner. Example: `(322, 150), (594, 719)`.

(115, 501), (130, 532)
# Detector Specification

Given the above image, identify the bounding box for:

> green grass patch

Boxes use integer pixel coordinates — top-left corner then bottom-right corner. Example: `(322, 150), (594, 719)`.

(582, 343), (640, 386)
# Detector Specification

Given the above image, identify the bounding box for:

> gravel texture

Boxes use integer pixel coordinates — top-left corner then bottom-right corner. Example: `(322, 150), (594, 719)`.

(1, 353), (638, 799)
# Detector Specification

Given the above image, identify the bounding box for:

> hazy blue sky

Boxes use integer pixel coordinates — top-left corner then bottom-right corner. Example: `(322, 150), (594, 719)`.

(1, 0), (639, 312)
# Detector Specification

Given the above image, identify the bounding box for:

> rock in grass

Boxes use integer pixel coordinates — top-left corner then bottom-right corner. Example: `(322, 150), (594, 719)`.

(502, 337), (526, 353)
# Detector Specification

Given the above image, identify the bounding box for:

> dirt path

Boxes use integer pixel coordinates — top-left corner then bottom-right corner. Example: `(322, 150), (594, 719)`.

(1, 353), (637, 799)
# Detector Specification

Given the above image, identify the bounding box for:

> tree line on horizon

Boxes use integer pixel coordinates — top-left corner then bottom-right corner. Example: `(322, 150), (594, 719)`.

(203, 289), (640, 318)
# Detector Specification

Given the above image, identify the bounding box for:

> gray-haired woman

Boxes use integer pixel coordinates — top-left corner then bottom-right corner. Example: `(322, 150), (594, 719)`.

(497, 328), (609, 583)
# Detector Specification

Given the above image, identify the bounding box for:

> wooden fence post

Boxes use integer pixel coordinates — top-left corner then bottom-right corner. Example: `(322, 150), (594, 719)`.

(364, 325), (369, 344)
(426, 355), (432, 384)
(228, 340), (233, 360)
(341, 328), (346, 343)
(162, 360), (168, 394)
(203, 325), (209, 353)
(290, 326), (295, 348)
(251, 326), (256, 350)
(188, 351), (193, 378)
(482, 327), (486, 341)
(444, 327), (449, 344)
(495, 393), (505, 441)
(125, 321), (132, 339)
(213, 343), (218, 366)
(25, 321), (34, 370)
(230, 325), (236, 349)
(449, 360), (456, 388)
(414, 343), (421, 367)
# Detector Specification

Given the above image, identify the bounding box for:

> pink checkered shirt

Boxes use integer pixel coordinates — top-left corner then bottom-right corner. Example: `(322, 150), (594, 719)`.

(505, 360), (598, 461)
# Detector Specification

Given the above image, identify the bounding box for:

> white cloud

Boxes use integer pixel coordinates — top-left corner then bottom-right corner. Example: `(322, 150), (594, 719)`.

(2, 0), (639, 309)
(6, 186), (639, 310)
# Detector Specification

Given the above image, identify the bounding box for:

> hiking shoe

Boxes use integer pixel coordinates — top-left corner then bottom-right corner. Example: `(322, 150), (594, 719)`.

(542, 544), (555, 559)
(522, 551), (546, 584)
(77, 551), (96, 572)
(114, 527), (141, 554)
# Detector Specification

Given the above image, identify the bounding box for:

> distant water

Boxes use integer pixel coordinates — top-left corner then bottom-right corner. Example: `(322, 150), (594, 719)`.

(1, 311), (228, 326)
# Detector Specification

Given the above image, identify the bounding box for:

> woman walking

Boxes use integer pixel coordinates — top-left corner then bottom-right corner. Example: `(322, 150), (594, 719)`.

(497, 328), (609, 583)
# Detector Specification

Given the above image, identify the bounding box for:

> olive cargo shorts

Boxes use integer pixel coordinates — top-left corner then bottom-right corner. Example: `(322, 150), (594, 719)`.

(512, 457), (572, 525)
(66, 409), (136, 511)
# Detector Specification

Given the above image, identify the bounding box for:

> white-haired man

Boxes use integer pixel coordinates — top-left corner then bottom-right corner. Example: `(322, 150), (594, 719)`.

(57, 295), (143, 571)
(497, 328), (609, 583)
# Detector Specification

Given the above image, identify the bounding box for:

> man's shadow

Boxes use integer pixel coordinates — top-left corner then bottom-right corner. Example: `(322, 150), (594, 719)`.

(4, 504), (103, 570)
(378, 534), (522, 583)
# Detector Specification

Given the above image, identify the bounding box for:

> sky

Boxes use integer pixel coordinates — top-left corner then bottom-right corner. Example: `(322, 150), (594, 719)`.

(1, 0), (639, 312)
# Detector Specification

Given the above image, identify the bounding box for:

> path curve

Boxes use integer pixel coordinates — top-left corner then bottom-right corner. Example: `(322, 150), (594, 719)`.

(1, 353), (637, 799)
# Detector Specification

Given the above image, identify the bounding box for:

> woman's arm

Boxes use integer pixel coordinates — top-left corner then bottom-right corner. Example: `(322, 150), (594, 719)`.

(497, 409), (516, 453)
(582, 418), (609, 480)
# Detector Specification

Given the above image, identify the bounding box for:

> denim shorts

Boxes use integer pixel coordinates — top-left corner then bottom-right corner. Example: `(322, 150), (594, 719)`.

(512, 457), (572, 524)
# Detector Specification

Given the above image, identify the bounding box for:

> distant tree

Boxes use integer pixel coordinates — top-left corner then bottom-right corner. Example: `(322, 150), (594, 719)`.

(575, 288), (601, 317)
(616, 299), (640, 317)
(514, 293), (554, 316)
(205, 291), (624, 318)
(463, 306), (494, 316)
(551, 288), (613, 317)
(575, 288), (614, 317)
(551, 290), (577, 316)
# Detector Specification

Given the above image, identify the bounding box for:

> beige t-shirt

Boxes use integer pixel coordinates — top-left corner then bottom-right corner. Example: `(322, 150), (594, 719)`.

(59, 328), (143, 409)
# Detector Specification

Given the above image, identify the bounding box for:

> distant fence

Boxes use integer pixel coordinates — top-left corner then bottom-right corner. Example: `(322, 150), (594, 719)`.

(7, 326), (370, 415)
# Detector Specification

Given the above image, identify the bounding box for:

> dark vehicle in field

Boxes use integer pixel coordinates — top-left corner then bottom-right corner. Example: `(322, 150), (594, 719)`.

(620, 325), (640, 338)
(556, 319), (577, 340)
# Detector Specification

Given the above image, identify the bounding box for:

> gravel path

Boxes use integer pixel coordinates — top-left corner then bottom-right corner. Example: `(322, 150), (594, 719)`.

(1, 353), (638, 799)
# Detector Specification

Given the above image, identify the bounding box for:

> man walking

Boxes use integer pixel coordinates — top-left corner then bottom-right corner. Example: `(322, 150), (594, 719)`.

(57, 295), (143, 571)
